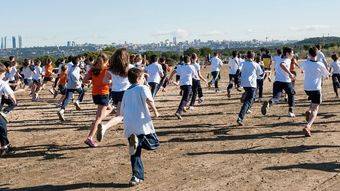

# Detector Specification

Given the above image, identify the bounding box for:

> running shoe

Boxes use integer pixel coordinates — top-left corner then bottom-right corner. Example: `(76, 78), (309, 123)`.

(129, 176), (143, 187)
(57, 109), (65, 121)
(74, 100), (81, 111)
(261, 101), (270, 115)
(96, 123), (107, 142)
(84, 138), (97, 148)
(175, 113), (182, 120)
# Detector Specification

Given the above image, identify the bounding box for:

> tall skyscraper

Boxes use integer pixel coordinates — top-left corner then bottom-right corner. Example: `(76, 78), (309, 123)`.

(173, 37), (177, 45)
(4, 36), (7, 49)
(18, 35), (23, 48)
(12, 36), (17, 49)
(0, 37), (3, 49)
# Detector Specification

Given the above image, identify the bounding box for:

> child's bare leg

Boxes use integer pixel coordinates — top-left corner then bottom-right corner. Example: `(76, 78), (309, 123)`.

(88, 105), (107, 139)
(306, 103), (319, 129)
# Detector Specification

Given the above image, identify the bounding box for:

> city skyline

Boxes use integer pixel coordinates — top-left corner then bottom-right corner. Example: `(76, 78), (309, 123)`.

(1, 0), (339, 47)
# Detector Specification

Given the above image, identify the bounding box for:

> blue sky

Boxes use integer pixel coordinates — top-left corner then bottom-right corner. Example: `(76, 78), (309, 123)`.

(1, 0), (339, 47)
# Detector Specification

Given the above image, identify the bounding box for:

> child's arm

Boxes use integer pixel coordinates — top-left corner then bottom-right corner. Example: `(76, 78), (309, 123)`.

(146, 98), (159, 117)
(198, 71), (207, 83)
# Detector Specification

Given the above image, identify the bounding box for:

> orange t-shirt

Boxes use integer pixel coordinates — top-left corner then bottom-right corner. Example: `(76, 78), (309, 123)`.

(88, 68), (110, 95)
(44, 64), (54, 77)
(59, 71), (67, 85)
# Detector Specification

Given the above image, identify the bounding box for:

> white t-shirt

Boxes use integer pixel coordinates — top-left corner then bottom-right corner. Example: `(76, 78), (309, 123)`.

(240, 61), (263, 88)
(330, 61), (340, 74)
(33, 66), (43, 81)
(301, 60), (330, 91)
(176, 64), (196, 86)
(121, 84), (155, 138)
(21, 66), (34, 79)
(66, 65), (82, 89)
(146, 62), (163, 83)
(210, 56), (223, 72)
(57, 63), (65, 75)
(275, 58), (291, 83)
(109, 71), (131, 92)
(8, 67), (17, 81)
(273, 55), (282, 66)
(317, 51), (326, 63)
(228, 57), (240, 75)
(192, 62), (201, 80)
(0, 79), (14, 102)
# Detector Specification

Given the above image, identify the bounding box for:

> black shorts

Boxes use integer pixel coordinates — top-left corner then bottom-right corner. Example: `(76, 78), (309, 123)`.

(33, 79), (42, 86)
(264, 68), (271, 71)
(305, 90), (322, 104)
(58, 84), (66, 95)
(43, 77), (53, 82)
(110, 91), (125, 105)
(93, 94), (110, 106)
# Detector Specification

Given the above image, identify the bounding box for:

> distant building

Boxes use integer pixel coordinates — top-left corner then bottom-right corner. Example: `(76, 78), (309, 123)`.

(173, 37), (177, 45)
(12, 36), (16, 49)
(4, 36), (7, 49)
(18, 35), (23, 48)
(67, 41), (71, 47)
(0, 37), (3, 49)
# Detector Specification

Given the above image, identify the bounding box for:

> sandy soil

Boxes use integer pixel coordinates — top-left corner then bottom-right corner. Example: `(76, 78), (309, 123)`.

(0, 67), (340, 191)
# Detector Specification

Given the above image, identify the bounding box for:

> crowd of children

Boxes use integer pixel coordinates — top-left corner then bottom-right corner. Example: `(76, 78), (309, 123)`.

(0, 44), (339, 186)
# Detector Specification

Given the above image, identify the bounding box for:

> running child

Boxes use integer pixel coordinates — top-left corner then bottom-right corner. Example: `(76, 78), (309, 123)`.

(254, 56), (265, 102)
(20, 59), (34, 90)
(189, 53), (207, 108)
(158, 57), (171, 92)
(57, 56), (85, 121)
(261, 47), (296, 117)
(169, 55), (197, 120)
(261, 49), (273, 82)
(0, 63), (17, 157)
(120, 67), (160, 186)
(236, 51), (263, 126)
(330, 53), (340, 98)
(145, 55), (164, 97)
(300, 47), (330, 137)
(316, 44), (329, 69)
(31, 59), (43, 101)
(208, 52), (223, 92)
(96, 48), (133, 142)
(83, 54), (112, 147)
(54, 65), (67, 107)
(42, 58), (55, 93)
(227, 51), (242, 98)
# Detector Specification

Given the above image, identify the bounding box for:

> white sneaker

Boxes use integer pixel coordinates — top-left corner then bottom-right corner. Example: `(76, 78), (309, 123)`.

(58, 109), (65, 121)
(288, 112), (296, 118)
(188, 106), (195, 111)
(128, 134), (138, 156)
(246, 110), (252, 114)
(74, 100), (81, 110)
(96, 123), (107, 142)
(129, 176), (143, 187)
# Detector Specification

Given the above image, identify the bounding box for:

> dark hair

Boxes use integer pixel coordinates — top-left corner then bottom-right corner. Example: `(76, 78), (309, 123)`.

(3, 61), (12, 68)
(23, 59), (30, 67)
(213, 52), (218, 56)
(92, 53), (108, 76)
(109, 48), (130, 77)
(308, 47), (318, 58)
(232, 51), (237, 58)
(128, 67), (144, 84)
(315, 44), (321, 50)
(9, 56), (15, 62)
(159, 57), (165, 64)
(255, 56), (261, 63)
(331, 53), (338, 61)
(246, 51), (255, 59)
(191, 53), (198, 60)
(282, 47), (293, 58)
(265, 49), (270, 54)
(276, 49), (282, 55)
(183, 55), (190, 63)
(0, 63), (7, 74)
(150, 55), (158, 63)
(72, 56), (80, 66)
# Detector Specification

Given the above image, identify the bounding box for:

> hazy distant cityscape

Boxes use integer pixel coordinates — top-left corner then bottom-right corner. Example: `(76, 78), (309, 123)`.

(0, 35), (297, 59)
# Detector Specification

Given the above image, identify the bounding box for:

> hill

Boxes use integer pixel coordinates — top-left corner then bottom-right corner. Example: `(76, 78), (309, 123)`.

(295, 36), (340, 45)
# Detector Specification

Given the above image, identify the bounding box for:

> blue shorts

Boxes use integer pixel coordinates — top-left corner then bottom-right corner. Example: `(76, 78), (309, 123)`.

(93, 94), (110, 106)
(24, 79), (33, 86)
(110, 91), (125, 105)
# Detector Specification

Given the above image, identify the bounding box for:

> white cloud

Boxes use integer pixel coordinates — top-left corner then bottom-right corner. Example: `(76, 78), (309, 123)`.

(152, 28), (190, 39)
(289, 25), (330, 32)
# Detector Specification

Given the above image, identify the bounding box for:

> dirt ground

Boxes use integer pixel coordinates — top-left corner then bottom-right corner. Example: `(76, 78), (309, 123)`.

(0, 66), (340, 191)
